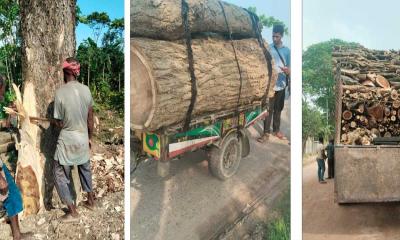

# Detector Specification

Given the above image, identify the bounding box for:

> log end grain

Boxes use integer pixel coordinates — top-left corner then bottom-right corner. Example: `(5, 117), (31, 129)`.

(131, 41), (156, 129)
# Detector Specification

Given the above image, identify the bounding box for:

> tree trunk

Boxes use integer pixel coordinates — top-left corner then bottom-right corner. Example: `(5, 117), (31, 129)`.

(87, 58), (90, 88)
(19, 0), (76, 216)
(131, 0), (257, 40)
(131, 37), (277, 131)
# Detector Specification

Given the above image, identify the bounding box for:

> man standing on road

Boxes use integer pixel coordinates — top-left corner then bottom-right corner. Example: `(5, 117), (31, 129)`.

(317, 137), (327, 184)
(258, 24), (290, 143)
(53, 57), (95, 222)
(326, 139), (335, 179)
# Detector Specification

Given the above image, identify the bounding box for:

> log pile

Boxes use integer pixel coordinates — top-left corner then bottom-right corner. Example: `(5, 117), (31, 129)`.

(131, 0), (277, 131)
(334, 45), (400, 145)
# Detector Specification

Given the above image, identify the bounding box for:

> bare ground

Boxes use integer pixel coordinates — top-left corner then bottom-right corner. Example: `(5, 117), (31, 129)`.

(131, 100), (290, 240)
(303, 161), (400, 240)
(0, 110), (125, 240)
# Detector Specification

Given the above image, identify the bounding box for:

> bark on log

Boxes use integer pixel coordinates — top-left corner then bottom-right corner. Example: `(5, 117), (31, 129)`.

(131, 37), (277, 131)
(19, 0), (76, 216)
(131, 0), (256, 40)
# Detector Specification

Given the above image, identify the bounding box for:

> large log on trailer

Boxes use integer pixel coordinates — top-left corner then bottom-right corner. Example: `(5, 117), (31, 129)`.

(131, 37), (277, 131)
(131, 0), (256, 40)
(19, 0), (76, 216)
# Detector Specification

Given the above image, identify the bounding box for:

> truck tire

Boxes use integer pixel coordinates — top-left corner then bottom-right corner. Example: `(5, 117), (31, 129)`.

(209, 133), (243, 180)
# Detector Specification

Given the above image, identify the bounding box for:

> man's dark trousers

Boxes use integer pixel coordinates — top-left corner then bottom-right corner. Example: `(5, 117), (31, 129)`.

(264, 89), (285, 134)
(327, 157), (334, 178)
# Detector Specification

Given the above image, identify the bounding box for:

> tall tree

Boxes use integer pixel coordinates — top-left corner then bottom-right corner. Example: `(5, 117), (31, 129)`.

(302, 39), (359, 126)
(18, 0), (76, 215)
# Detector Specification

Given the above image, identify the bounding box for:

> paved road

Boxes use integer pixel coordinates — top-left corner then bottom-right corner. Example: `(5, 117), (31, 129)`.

(131, 100), (290, 240)
(303, 162), (400, 240)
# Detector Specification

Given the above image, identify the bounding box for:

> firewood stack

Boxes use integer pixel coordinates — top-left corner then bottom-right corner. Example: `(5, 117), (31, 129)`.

(333, 45), (400, 145)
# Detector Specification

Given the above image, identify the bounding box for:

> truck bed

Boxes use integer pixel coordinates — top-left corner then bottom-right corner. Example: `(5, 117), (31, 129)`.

(335, 145), (400, 203)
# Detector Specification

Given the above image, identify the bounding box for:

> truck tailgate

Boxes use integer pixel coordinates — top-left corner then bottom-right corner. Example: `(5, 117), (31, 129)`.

(335, 145), (400, 203)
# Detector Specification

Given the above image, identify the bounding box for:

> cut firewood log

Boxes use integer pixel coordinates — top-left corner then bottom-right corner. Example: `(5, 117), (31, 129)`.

(367, 104), (384, 122)
(371, 128), (380, 137)
(391, 90), (399, 100)
(342, 110), (353, 120)
(361, 79), (375, 87)
(341, 75), (359, 85)
(384, 107), (391, 117)
(341, 68), (360, 77)
(356, 74), (367, 81)
(356, 104), (365, 114)
(384, 132), (392, 137)
(359, 115), (368, 125)
(375, 75), (390, 89)
(350, 121), (357, 128)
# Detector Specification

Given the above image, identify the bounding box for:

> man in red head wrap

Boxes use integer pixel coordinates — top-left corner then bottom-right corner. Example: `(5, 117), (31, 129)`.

(53, 57), (95, 222)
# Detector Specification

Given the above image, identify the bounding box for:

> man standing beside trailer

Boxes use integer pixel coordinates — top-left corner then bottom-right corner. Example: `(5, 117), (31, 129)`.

(258, 24), (290, 142)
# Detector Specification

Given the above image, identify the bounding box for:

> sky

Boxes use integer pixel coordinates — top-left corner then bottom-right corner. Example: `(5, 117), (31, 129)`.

(225, 0), (291, 47)
(303, 0), (400, 50)
(76, 0), (124, 46)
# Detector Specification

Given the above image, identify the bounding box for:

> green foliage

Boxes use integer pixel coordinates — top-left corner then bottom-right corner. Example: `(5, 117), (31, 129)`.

(76, 11), (124, 113)
(302, 100), (333, 141)
(265, 186), (290, 240)
(247, 6), (288, 35)
(0, 3), (123, 117)
(0, 89), (16, 119)
(0, 0), (22, 85)
(302, 39), (359, 139)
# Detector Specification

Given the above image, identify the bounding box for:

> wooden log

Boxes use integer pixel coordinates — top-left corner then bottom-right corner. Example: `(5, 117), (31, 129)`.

(360, 79), (375, 87)
(375, 75), (390, 89)
(367, 104), (384, 122)
(356, 104), (365, 114)
(391, 90), (399, 100)
(384, 107), (391, 117)
(342, 110), (352, 120)
(131, 0), (256, 40)
(341, 75), (358, 85)
(131, 37), (277, 131)
(395, 100), (400, 109)
(356, 74), (367, 81)
(341, 68), (359, 77)
(384, 132), (392, 137)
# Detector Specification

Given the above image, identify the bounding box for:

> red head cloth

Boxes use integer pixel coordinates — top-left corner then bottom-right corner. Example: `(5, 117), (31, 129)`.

(62, 60), (80, 77)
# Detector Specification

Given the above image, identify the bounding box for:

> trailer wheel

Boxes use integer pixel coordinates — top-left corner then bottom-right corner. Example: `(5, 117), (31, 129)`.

(209, 133), (242, 180)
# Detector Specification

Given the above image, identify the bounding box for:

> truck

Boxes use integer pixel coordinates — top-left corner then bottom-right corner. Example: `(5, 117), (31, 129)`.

(333, 47), (400, 203)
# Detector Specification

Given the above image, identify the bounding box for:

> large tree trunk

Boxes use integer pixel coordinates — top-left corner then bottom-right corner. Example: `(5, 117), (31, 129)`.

(131, 0), (256, 40)
(131, 37), (277, 131)
(18, 0), (76, 216)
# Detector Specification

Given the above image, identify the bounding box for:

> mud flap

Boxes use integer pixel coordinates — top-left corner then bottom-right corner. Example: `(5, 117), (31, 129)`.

(240, 129), (250, 158)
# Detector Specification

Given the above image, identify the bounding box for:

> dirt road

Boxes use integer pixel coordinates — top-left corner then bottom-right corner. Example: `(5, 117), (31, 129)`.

(303, 162), (400, 240)
(131, 100), (290, 240)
